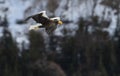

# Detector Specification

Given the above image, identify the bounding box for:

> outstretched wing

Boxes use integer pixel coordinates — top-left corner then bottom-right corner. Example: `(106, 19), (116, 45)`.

(25, 11), (51, 25)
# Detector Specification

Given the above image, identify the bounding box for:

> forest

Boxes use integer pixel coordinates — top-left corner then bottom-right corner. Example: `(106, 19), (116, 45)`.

(0, 0), (120, 76)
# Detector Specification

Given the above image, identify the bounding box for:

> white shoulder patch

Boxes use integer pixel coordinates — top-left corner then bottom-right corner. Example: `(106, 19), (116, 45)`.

(39, 11), (49, 18)
(29, 23), (42, 30)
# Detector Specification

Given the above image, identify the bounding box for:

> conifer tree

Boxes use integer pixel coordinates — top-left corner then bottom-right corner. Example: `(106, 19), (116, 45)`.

(28, 31), (46, 61)
(0, 16), (19, 76)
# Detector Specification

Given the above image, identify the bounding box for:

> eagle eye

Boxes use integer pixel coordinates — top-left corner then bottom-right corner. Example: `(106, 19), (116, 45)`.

(54, 19), (58, 22)
(53, 19), (58, 24)
(54, 19), (57, 21)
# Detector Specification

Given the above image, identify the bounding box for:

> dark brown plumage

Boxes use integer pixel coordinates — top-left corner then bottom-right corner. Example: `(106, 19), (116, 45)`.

(25, 11), (63, 34)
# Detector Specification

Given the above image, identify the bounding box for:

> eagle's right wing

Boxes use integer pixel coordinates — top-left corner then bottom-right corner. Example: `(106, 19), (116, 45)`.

(25, 11), (50, 25)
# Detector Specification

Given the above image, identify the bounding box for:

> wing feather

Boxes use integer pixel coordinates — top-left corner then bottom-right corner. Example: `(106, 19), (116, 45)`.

(25, 11), (51, 25)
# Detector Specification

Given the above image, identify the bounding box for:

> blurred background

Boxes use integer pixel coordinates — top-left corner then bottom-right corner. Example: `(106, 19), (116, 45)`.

(0, 0), (120, 76)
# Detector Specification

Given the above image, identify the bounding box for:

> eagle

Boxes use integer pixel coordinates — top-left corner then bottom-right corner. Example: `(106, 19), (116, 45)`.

(25, 11), (63, 34)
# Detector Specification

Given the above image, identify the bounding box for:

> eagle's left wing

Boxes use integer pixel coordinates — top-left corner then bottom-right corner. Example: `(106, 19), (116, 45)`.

(29, 23), (43, 30)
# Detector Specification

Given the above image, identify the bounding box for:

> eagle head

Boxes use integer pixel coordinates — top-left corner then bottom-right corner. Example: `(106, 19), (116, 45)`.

(50, 17), (63, 25)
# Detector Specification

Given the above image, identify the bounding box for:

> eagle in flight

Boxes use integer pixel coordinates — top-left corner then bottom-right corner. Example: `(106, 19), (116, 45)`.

(25, 11), (63, 34)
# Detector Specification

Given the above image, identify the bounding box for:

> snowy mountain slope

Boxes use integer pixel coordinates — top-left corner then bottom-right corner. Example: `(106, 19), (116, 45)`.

(0, 0), (32, 48)
(0, 0), (118, 46)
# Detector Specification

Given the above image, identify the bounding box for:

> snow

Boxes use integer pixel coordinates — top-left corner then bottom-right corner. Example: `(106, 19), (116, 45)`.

(94, 0), (117, 36)
(0, 0), (119, 48)
(0, 27), (4, 37)
(0, 0), (32, 47)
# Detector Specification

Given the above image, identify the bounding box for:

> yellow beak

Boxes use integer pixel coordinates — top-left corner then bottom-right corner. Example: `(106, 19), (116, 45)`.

(58, 20), (63, 25)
